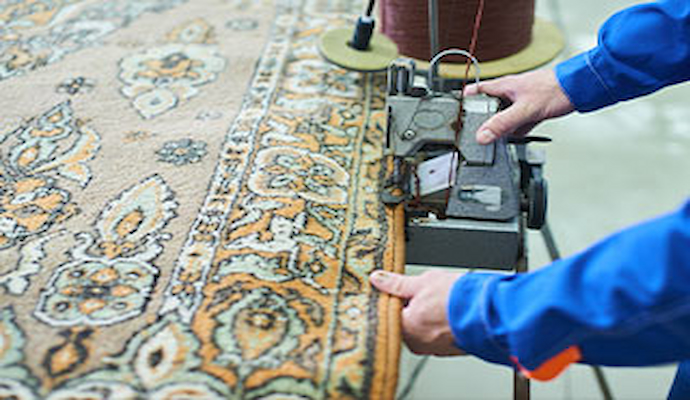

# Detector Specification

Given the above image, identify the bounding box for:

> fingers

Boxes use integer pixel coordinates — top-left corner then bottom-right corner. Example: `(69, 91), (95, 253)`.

(371, 270), (467, 356)
(369, 271), (420, 299)
(464, 78), (513, 99)
(476, 128), (498, 144)
(477, 103), (534, 144)
(463, 82), (480, 96)
(465, 78), (535, 144)
(465, 69), (576, 144)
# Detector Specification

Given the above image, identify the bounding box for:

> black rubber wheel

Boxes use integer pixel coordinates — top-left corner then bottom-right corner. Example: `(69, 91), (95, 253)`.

(527, 178), (547, 230)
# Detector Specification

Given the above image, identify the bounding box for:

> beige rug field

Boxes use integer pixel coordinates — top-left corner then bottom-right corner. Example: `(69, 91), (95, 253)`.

(0, 0), (403, 398)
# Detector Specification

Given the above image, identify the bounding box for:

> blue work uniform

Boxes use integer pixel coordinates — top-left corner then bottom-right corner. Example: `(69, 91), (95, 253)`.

(447, 0), (690, 396)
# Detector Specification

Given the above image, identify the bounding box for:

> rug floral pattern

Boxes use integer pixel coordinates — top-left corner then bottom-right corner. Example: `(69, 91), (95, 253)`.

(0, 0), (400, 399)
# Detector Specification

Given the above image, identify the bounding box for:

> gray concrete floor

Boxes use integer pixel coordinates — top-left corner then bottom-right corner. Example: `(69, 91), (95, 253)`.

(399, 0), (690, 398)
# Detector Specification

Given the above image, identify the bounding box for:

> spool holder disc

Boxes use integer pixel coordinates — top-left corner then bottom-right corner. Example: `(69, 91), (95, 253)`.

(318, 27), (399, 72)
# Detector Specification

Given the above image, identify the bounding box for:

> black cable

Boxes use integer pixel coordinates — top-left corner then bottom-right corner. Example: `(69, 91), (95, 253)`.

(540, 222), (562, 261)
(593, 363), (615, 400)
(398, 355), (430, 400)
(365, 0), (375, 17)
(541, 222), (615, 400)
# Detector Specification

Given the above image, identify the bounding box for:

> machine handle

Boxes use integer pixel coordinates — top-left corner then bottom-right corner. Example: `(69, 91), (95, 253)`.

(427, 49), (482, 87)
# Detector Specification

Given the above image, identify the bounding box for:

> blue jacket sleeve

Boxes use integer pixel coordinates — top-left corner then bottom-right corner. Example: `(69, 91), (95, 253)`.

(556, 0), (690, 112)
(447, 200), (690, 378)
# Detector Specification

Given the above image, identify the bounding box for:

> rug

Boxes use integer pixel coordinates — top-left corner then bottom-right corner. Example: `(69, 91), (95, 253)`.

(0, 0), (404, 398)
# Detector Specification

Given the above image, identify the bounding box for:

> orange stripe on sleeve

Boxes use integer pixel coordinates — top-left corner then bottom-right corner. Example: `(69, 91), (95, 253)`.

(511, 346), (582, 381)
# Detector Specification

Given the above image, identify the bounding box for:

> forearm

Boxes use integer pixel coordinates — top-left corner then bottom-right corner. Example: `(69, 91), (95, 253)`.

(448, 200), (690, 379)
(556, 0), (690, 112)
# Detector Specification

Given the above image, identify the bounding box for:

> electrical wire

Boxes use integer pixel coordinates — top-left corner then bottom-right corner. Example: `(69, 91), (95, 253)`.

(365, 0), (375, 17)
(397, 355), (430, 400)
(448, 0), (485, 210)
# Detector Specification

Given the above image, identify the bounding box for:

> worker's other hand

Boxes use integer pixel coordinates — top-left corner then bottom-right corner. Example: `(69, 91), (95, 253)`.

(464, 69), (575, 144)
(370, 270), (466, 356)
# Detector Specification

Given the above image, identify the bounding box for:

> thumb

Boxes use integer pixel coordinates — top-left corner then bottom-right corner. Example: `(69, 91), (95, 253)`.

(370, 271), (419, 299)
(463, 78), (509, 99)
(477, 103), (533, 144)
(463, 82), (481, 96)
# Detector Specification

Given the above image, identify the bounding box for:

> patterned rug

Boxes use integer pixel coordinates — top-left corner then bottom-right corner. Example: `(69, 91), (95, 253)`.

(0, 0), (404, 398)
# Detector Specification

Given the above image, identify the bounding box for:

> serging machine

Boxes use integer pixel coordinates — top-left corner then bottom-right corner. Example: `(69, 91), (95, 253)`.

(381, 51), (548, 270)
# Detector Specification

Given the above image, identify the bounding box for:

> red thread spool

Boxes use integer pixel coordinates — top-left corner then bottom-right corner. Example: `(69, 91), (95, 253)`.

(380, 0), (535, 62)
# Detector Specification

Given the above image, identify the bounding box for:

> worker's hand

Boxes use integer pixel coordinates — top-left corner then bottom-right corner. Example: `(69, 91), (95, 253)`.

(464, 69), (575, 144)
(370, 270), (466, 356)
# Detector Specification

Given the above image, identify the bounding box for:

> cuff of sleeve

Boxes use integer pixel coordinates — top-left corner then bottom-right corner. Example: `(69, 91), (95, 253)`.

(447, 273), (512, 366)
(555, 50), (618, 112)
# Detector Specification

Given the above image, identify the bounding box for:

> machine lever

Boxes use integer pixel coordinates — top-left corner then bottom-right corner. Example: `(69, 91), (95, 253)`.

(507, 136), (552, 144)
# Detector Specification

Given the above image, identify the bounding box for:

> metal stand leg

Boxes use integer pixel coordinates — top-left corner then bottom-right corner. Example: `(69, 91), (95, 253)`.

(514, 372), (531, 400)
(513, 228), (531, 400)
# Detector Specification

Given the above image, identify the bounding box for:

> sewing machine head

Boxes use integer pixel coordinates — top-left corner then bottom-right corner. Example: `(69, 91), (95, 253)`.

(385, 58), (499, 158)
(382, 53), (547, 269)
(383, 55), (520, 220)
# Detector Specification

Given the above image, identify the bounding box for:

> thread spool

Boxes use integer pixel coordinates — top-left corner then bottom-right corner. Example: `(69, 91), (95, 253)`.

(380, 0), (535, 62)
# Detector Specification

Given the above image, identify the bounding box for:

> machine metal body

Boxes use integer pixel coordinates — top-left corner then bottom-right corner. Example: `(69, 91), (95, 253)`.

(383, 54), (547, 270)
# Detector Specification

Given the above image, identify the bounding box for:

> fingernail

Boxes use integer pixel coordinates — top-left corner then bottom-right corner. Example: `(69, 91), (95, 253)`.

(370, 270), (390, 284)
(477, 129), (496, 144)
